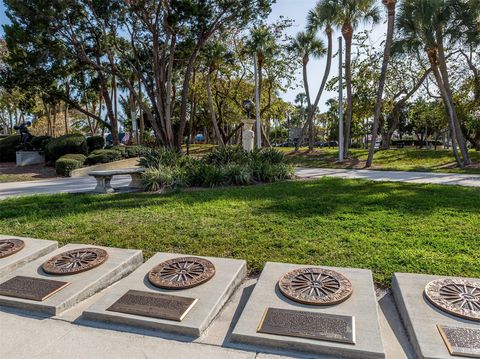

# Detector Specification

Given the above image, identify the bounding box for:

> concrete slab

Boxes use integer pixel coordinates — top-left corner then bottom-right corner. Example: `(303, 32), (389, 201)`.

(0, 244), (142, 315)
(392, 272), (480, 359)
(0, 235), (57, 278)
(16, 151), (45, 167)
(83, 253), (246, 337)
(230, 262), (385, 359)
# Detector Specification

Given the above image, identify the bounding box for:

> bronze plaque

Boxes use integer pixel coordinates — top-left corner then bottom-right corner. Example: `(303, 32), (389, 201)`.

(438, 325), (480, 358)
(43, 247), (108, 275)
(0, 276), (69, 301)
(279, 268), (353, 306)
(148, 257), (215, 290)
(107, 290), (198, 321)
(0, 238), (25, 259)
(425, 278), (480, 321)
(257, 307), (355, 344)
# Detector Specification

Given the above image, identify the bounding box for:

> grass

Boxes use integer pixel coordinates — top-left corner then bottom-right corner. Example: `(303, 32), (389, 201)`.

(0, 177), (478, 287)
(284, 148), (480, 174)
(0, 174), (35, 183)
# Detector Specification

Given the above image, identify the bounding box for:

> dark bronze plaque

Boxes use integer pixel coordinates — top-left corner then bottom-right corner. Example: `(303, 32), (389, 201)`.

(148, 257), (215, 289)
(425, 278), (480, 321)
(438, 325), (480, 358)
(43, 247), (108, 275)
(107, 289), (198, 321)
(257, 307), (355, 344)
(0, 276), (69, 301)
(279, 268), (353, 306)
(0, 238), (25, 259)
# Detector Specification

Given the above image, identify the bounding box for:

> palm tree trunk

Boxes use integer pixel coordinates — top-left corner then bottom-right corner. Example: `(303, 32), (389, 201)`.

(342, 26), (354, 158)
(366, 1), (396, 167)
(207, 71), (224, 146)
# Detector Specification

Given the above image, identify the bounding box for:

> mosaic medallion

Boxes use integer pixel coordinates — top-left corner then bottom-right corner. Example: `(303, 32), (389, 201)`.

(42, 248), (108, 275)
(148, 257), (216, 289)
(279, 268), (353, 306)
(0, 238), (25, 259)
(425, 278), (480, 321)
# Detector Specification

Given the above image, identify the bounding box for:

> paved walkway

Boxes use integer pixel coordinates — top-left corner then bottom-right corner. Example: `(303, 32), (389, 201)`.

(0, 168), (478, 200)
(296, 168), (480, 187)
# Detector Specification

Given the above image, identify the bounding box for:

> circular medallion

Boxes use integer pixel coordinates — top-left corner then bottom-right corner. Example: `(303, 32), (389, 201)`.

(425, 278), (480, 321)
(0, 238), (25, 259)
(279, 267), (353, 306)
(42, 248), (108, 275)
(148, 257), (216, 289)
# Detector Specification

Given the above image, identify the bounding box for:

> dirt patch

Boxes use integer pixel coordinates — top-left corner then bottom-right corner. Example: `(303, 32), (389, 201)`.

(0, 162), (57, 182)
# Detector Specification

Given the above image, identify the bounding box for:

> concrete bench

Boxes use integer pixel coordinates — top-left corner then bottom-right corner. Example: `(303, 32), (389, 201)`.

(88, 168), (145, 193)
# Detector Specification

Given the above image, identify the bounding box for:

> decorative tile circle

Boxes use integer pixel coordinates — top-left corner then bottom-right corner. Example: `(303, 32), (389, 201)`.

(425, 278), (480, 321)
(0, 238), (25, 259)
(148, 257), (216, 289)
(279, 267), (353, 306)
(42, 248), (108, 275)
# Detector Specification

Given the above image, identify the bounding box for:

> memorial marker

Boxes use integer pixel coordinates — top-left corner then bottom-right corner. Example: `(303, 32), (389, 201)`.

(0, 276), (69, 301)
(438, 325), (480, 358)
(107, 289), (198, 322)
(258, 307), (355, 344)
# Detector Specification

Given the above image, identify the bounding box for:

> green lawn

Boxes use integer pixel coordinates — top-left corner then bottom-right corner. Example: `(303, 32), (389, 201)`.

(283, 148), (480, 174)
(0, 178), (478, 286)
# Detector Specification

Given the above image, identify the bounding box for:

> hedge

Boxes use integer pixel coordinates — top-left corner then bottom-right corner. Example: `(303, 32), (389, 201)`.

(0, 135), (21, 162)
(86, 149), (123, 165)
(86, 136), (105, 152)
(55, 154), (87, 177)
(30, 136), (52, 151)
(45, 134), (88, 162)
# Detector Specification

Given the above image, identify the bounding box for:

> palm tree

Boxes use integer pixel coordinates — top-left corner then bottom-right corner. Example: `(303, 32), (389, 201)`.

(306, 1), (336, 152)
(396, 0), (473, 167)
(366, 0), (397, 167)
(203, 42), (232, 147)
(290, 31), (326, 151)
(327, 0), (380, 157)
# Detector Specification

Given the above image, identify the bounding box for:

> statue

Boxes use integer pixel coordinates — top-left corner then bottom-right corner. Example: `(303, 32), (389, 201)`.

(242, 121), (255, 152)
(14, 122), (33, 151)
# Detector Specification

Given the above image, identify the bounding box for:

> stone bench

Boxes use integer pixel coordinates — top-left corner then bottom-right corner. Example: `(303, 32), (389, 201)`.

(88, 168), (145, 193)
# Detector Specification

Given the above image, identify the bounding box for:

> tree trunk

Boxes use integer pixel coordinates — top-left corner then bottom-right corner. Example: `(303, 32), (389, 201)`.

(342, 25), (354, 158)
(366, 1), (396, 167)
(207, 70), (224, 146)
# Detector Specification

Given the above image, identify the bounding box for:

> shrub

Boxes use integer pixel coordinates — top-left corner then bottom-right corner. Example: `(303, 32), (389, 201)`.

(189, 163), (226, 187)
(223, 164), (253, 186)
(85, 149), (123, 165)
(30, 136), (52, 151)
(143, 166), (188, 192)
(45, 134), (88, 162)
(139, 148), (182, 168)
(55, 154), (87, 177)
(109, 145), (127, 158)
(86, 136), (105, 152)
(125, 145), (150, 158)
(252, 147), (286, 165)
(204, 146), (248, 165)
(0, 135), (21, 162)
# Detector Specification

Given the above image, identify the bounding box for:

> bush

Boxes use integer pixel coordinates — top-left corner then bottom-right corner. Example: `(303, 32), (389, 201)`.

(86, 136), (105, 152)
(223, 164), (253, 186)
(30, 136), (52, 151)
(109, 145), (127, 158)
(45, 134), (88, 162)
(143, 166), (188, 192)
(139, 148), (182, 168)
(204, 146), (249, 165)
(55, 154), (87, 177)
(85, 149), (123, 165)
(124, 145), (151, 158)
(0, 135), (21, 162)
(252, 147), (286, 165)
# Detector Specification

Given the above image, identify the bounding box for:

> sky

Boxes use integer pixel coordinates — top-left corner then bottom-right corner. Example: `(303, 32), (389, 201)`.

(0, 0), (387, 111)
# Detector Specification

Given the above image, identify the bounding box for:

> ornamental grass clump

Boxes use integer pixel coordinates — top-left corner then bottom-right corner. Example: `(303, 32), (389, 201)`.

(140, 146), (294, 192)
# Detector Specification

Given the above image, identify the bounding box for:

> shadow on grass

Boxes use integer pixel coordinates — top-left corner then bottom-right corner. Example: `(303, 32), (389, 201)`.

(0, 177), (478, 222)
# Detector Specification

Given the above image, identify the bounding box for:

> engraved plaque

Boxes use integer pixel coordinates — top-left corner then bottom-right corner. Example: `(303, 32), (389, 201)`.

(107, 290), (198, 322)
(0, 238), (25, 259)
(279, 267), (353, 306)
(257, 307), (355, 344)
(0, 276), (69, 301)
(43, 247), (108, 275)
(438, 325), (480, 358)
